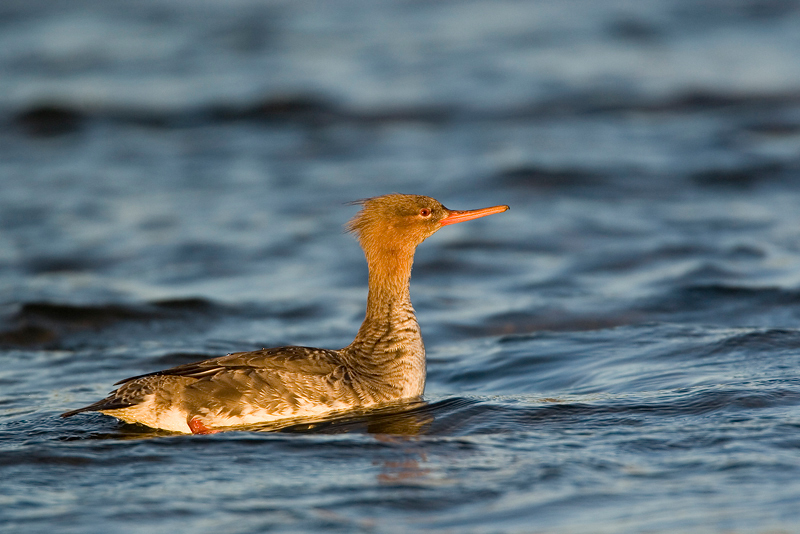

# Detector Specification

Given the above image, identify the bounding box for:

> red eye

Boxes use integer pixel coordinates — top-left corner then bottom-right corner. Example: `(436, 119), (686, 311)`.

(419, 208), (431, 217)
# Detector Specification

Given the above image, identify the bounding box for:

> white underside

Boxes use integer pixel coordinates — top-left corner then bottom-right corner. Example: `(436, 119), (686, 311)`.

(102, 396), (372, 433)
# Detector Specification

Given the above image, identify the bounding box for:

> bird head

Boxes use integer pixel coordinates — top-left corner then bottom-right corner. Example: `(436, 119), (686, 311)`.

(347, 194), (508, 259)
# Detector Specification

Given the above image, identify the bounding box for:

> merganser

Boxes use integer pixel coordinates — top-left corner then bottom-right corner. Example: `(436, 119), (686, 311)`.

(62, 194), (509, 433)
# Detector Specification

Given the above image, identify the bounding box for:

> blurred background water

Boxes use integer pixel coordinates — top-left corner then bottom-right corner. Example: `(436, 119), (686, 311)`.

(2, 1), (800, 532)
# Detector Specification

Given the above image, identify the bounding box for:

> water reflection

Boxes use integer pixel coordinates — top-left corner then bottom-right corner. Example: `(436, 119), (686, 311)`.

(270, 400), (434, 436)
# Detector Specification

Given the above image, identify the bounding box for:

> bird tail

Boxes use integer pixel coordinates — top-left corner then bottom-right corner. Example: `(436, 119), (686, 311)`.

(61, 405), (96, 418)
(61, 396), (133, 417)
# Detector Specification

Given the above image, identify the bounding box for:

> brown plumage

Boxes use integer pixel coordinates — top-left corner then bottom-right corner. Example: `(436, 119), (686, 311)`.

(62, 194), (509, 433)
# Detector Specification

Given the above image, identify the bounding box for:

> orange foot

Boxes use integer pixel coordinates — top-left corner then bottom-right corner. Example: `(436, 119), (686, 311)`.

(188, 417), (219, 435)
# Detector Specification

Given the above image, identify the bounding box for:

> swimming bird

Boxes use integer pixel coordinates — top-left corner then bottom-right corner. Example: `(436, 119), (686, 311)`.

(62, 194), (509, 434)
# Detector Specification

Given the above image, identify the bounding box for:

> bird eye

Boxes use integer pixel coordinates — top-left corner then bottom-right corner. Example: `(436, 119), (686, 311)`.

(419, 208), (431, 217)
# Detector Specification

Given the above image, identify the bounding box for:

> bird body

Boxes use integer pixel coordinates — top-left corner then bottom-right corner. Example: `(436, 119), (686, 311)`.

(62, 194), (508, 433)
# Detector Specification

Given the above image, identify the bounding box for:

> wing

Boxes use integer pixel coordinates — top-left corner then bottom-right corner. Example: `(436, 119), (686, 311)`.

(115, 346), (342, 384)
(62, 346), (349, 421)
(175, 347), (360, 421)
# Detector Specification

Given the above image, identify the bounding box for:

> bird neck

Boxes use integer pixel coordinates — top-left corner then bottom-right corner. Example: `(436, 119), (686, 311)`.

(354, 244), (417, 346)
(344, 244), (426, 398)
(365, 243), (415, 307)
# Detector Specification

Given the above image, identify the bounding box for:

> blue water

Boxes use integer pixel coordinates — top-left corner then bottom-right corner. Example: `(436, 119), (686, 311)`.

(2, 1), (800, 532)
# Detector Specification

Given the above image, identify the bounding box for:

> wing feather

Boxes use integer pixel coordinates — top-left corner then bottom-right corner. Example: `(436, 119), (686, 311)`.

(115, 346), (340, 384)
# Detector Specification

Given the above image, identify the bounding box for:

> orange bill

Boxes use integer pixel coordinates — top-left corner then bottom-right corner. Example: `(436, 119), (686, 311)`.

(440, 204), (509, 226)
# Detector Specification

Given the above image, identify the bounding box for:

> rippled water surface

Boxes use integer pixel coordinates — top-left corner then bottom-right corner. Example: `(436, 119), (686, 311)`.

(2, 1), (800, 532)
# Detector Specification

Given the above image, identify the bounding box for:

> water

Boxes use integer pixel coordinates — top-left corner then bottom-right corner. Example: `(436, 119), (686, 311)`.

(2, 0), (800, 532)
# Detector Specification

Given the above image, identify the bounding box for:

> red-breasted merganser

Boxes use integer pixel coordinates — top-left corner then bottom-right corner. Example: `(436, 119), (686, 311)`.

(62, 194), (509, 433)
